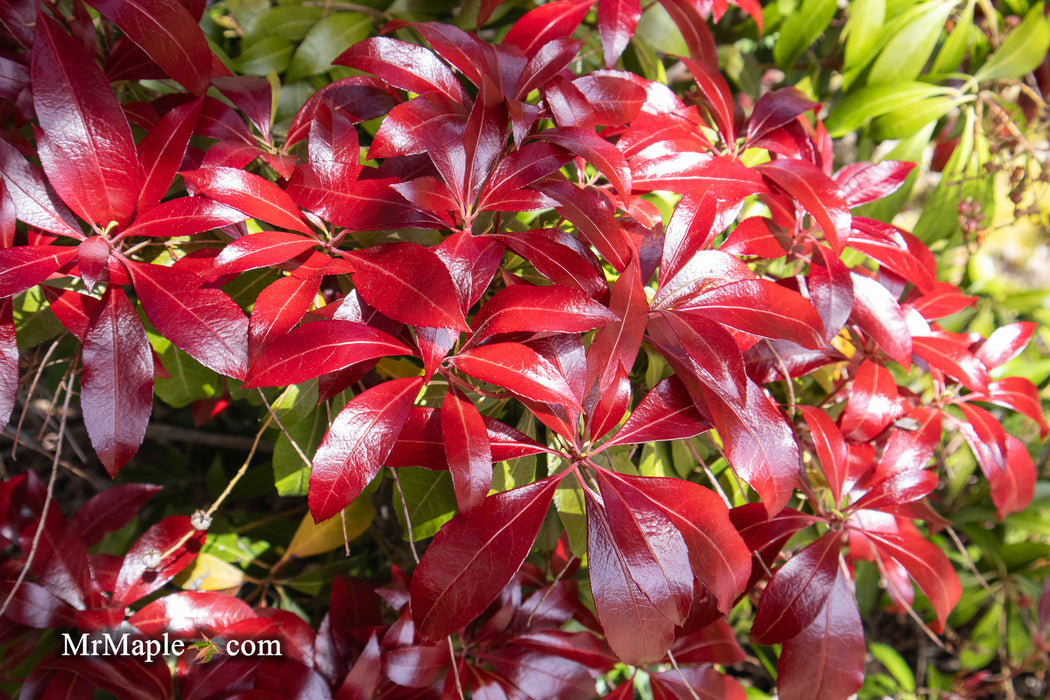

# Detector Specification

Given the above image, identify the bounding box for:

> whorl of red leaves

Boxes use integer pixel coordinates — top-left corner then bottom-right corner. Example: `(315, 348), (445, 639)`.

(0, 1), (1046, 699)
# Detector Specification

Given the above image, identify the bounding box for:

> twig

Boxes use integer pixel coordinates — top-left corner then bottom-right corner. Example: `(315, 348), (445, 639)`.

(668, 649), (702, 700)
(257, 387), (310, 466)
(11, 338), (61, 459)
(390, 469), (419, 564)
(447, 637), (465, 700)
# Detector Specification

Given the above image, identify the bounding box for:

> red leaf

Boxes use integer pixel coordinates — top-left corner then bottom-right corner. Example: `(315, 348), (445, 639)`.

(181, 166), (311, 235)
(369, 95), (463, 159)
(31, 12), (138, 228)
(862, 524), (961, 633)
(415, 326), (458, 382)
(539, 126), (632, 203)
(656, 0), (719, 63)
(114, 515), (204, 604)
(573, 71), (650, 125)
(128, 590), (255, 636)
(849, 273), (913, 368)
(248, 275), (320, 359)
(245, 320), (413, 388)
(913, 335), (990, 392)
(345, 242), (468, 331)
(0, 298), (15, 431)
(471, 283), (617, 343)
(597, 0), (640, 67)
(432, 90), (508, 211)
(514, 37), (583, 99)
(0, 246), (76, 298)
(777, 571), (865, 700)
(0, 138), (83, 238)
(433, 230), (504, 310)
(308, 377), (421, 522)
(654, 249), (753, 311)
(751, 532), (841, 644)
(745, 88), (820, 145)
(632, 152), (766, 197)
(86, 0), (211, 94)
(478, 142), (571, 212)
(120, 197), (247, 239)
(758, 160), (851, 251)
(976, 377), (1050, 438)
(799, 406), (849, 504)
(808, 243), (854, 341)
(840, 360), (902, 442)
(127, 261), (249, 379)
(71, 484), (163, 548)
(208, 231), (318, 279)
(834, 160), (914, 208)
(589, 361), (631, 439)
(606, 375), (711, 446)
(681, 57), (736, 146)
(46, 655), (172, 700)
(441, 388), (492, 513)
(848, 218), (936, 293)
(987, 436), (1036, 519)
(873, 406), (942, 478)
(334, 37), (467, 106)
(490, 228), (607, 300)
(410, 473), (564, 640)
(81, 287), (154, 476)
(585, 255), (648, 409)
(503, 0), (595, 57)
(539, 179), (631, 272)
(19, 507), (93, 610)
(911, 281), (978, 319)
(584, 489), (675, 665)
(382, 644), (449, 688)
(653, 311), (747, 405)
(660, 189), (722, 281)
(954, 401), (1008, 474)
(134, 98), (201, 210)
(974, 321), (1037, 369)
(450, 343), (582, 410)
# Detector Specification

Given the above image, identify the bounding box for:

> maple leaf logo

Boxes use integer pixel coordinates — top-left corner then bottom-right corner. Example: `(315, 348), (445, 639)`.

(189, 635), (222, 663)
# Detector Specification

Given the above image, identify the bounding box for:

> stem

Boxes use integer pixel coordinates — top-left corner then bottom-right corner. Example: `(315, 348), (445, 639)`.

(390, 469), (420, 565)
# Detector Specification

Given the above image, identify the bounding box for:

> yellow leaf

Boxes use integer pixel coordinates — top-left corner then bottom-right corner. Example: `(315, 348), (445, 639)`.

(285, 497), (374, 559)
(173, 553), (247, 591)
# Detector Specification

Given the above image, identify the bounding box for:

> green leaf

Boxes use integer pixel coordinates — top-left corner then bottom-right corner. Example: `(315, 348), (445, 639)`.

(392, 467), (457, 541)
(234, 36), (294, 76)
(869, 642), (916, 692)
(930, 0), (975, 75)
(152, 336), (222, 408)
(825, 81), (954, 136)
(868, 1), (954, 84)
(773, 0), (838, 69)
(248, 5), (326, 44)
(843, 0), (886, 71)
(273, 404), (327, 497)
(975, 2), (1050, 82)
(869, 93), (967, 139)
(553, 470), (587, 558)
(286, 12), (373, 82)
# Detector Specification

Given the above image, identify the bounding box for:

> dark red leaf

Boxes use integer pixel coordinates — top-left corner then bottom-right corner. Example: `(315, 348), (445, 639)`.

(808, 243), (854, 341)
(415, 326), (458, 382)
(0, 246), (76, 298)
(911, 281), (978, 319)
(848, 218), (936, 293)
(597, 0), (640, 67)
(114, 516), (204, 604)
(660, 189), (723, 281)
(0, 138), (83, 238)
(245, 320), (413, 388)
(483, 646), (601, 700)
(655, 0), (719, 64)
(799, 406), (849, 504)
(840, 360), (902, 442)
(434, 230), (504, 310)
(585, 255), (648, 410)
(873, 406), (942, 477)
(652, 311), (748, 405)
(681, 57), (736, 146)
(369, 95), (463, 159)
(76, 236), (110, 292)
(539, 179), (631, 272)
(471, 283), (617, 343)
(249, 275), (320, 359)
(632, 152), (766, 197)
(309, 377), (422, 522)
(752, 532), (841, 644)
(344, 242), (468, 331)
(671, 620), (746, 666)
(490, 228), (607, 300)
(745, 88), (820, 145)
(653, 249), (753, 311)
(382, 644), (449, 688)
(213, 76), (272, 137)
(81, 287), (154, 476)
(128, 590), (255, 636)
(987, 436), (1036, 519)
(478, 142), (571, 212)
(410, 473), (565, 640)
(287, 77), (400, 144)
(120, 197), (248, 239)
(573, 71), (650, 125)
(31, 12), (138, 228)
(777, 571), (865, 700)
(758, 160), (851, 251)
(589, 361), (630, 439)
(618, 110), (712, 159)
(208, 231), (318, 279)
(46, 655), (172, 700)
(606, 375), (711, 446)
(515, 37), (583, 99)
(181, 166), (311, 235)
(71, 484), (163, 548)
(136, 97), (202, 211)
(334, 37), (467, 106)
(503, 0), (595, 57)
(127, 261), (249, 380)
(849, 273), (913, 368)
(19, 507), (93, 610)
(834, 160), (914, 208)
(441, 388), (492, 513)
(450, 342), (582, 410)
(86, 0), (211, 94)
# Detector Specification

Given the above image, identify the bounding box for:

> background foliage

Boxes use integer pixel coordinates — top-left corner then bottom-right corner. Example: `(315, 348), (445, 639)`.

(1, 0), (1049, 698)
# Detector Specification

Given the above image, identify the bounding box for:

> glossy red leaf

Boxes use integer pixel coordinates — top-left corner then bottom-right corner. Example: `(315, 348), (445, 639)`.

(681, 57), (736, 145)
(911, 281), (978, 319)
(18, 507), (92, 611)
(415, 326), (458, 382)
(653, 311), (747, 405)
(181, 166), (311, 234)
(606, 375), (711, 446)
(653, 249), (753, 311)
(834, 160), (914, 208)
(81, 287), (154, 476)
(539, 179), (631, 272)
(369, 95), (463, 160)
(31, 13), (138, 228)
(585, 255), (648, 408)
(248, 275), (320, 359)
(135, 98), (202, 211)
(120, 197), (247, 239)
(483, 646), (601, 699)
(334, 37), (467, 106)
(799, 406), (849, 504)
(596, 0), (640, 67)
(245, 320), (412, 388)
(434, 230), (504, 310)
(589, 361), (631, 439)
(114, 515), (205, 604)
(0, 138), (83, 238)
(849, 273), (913, 368)
(840, 360), (902, 442)
(86, 0), (210, 94)
(46, 655), (172, 700)
(777, 571), (865, 700)
(514, 37), (583, 99)
(745, 88), (820, 145)
(450, 342), (582, 410)
(539, 127), (632, 204)
(987, 435), (1036, 519)
(913, 335), (990, 392)
(954, 401), (1008, 474)
(584, 490), (675, 666)
(471, 283), (618, 343)
(441, 388), (492, 513)
(0, 298), (15, 430)
(848, 218), (936, 293)
(386, 406), (548, 468)
(573, 70), (650, 125)
(128, 590), (255, 636)
(71, 484), (163, 548)
(758, 160), (850, 251)
(752, 532), (841, 644)
(208, 231), (318, 279)
(478, 142), (571, 212)
(309, 377), (421, 522)
(618, 110), (712, 159)
(410, 473), (564, 640)
(76, 236), (110, 292)
(974, 321), (1037, 369)
(862, 525), (961, 633)
(660, 189), (723, 281)
(872, 406), (942, 479)
(976, 377), (1050, 437)
(127, 261), (249, 380)
(808, 243), (854, 341)
(632, 152), (766, 197)
(344, 242), (468, 331)
(0, 246), (76, 298)
(490, 228), (607, 300)
(503, 0), (594, 57)
(382, 644), (449, 688)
